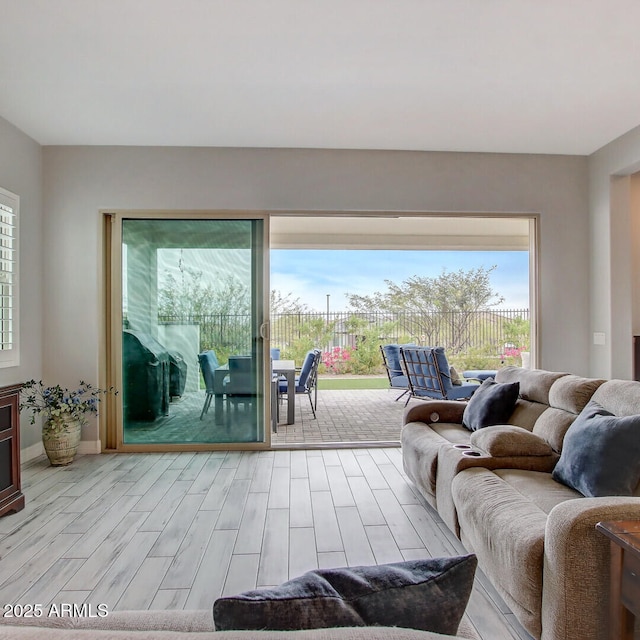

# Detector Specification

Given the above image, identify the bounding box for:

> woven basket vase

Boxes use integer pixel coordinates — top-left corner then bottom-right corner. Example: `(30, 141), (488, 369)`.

(42, 416), (82, 466)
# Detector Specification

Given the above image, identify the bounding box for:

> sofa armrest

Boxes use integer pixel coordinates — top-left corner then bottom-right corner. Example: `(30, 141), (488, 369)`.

(435, 444), (559, 535)
(470, 425), (555, 458)
(542, 497), (640, 640)
(403, 400), (467, 426)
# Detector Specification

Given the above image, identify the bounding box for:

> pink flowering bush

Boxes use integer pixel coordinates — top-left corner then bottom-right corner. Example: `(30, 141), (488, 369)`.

(500, 346), (529, 366)
(502, 347), (522, 358)
(322, 346), (354, 374)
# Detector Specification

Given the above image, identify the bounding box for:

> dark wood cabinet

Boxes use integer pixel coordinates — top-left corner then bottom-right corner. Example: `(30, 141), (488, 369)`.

(597, 520), (640, 640)
(0, 383), (24, 517)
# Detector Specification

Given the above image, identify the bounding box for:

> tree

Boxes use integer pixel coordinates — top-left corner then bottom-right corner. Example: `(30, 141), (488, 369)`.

(503, 316), (530, 350)
(157, 260), (251, 357)
(158, 264), (250, 318)
(346, 266), (504, 354)
(270, 290), (310, 315)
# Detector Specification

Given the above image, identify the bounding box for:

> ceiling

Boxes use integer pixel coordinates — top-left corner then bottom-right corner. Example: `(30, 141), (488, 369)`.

(270, 215), (531, 250)
(2, 1), (640, 155)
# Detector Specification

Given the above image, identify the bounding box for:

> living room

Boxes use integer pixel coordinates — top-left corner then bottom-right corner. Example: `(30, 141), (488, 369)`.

(2, 2), (640, 639)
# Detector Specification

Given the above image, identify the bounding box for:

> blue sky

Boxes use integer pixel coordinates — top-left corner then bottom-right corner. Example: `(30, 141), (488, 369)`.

(271, 250), (529, 312)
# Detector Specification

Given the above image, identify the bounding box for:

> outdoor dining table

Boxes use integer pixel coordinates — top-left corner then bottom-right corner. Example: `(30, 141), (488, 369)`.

(212, 358), (296, 427)
(272, 359), (296, 427)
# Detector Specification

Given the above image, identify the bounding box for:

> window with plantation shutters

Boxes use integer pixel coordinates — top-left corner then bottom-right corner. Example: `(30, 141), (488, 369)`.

(0, 188), (18, 367)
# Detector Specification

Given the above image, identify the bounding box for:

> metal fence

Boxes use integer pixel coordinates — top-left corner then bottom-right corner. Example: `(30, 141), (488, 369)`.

(159, 309), (529, 358)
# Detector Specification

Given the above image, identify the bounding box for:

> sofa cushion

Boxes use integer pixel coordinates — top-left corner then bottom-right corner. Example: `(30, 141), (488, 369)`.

(592, 379), (640, 417)
(531, 408), (577, 453)
(552, 399), (640, 497)
(495, 367), (567, 405)
(462, 378), (520, 431)
(451, 467), (547, 638)
(547, 375), (605, 415)
(470, 425), (554, 457)
(493, 468), (582, 515)
(213, 557), (477, 635)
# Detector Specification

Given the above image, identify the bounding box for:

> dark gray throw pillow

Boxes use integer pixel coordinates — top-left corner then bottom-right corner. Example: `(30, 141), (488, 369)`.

(552, 399), (640, 497)
(462, 377), (520, 431)
(213, 555), (477, 635)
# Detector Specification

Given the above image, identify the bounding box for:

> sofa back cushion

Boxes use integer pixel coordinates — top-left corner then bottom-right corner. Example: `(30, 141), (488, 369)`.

(506, 399), (549, 432)
(548, 375), (606, 414)
(494, 369), (604, 453)
(591, 379), (640, 416)
(495, 367), (568, 405)
(532, 375), (606, 452)
(494, 367), (567, 437)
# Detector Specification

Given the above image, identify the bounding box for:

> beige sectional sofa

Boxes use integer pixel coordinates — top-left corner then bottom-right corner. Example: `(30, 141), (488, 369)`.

(0, 609), (480, 639)
(401, 366), (640, 640)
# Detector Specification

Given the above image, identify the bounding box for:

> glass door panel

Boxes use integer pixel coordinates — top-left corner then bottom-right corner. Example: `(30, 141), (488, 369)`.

(120, 218), (265, 445)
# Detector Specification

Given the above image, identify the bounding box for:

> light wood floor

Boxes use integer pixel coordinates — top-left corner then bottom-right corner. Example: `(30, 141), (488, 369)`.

(1, 448), (532, 640)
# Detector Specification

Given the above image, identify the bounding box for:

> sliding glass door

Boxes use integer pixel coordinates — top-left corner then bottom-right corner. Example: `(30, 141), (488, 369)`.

(110, 215), (268, 449)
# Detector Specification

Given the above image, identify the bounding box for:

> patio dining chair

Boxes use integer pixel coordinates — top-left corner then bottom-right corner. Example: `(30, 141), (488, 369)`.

(401, 346), (479, 402)
(224, 355), (255, 415)
(278, 348), (321, 419)
(198, 349), (220, 420)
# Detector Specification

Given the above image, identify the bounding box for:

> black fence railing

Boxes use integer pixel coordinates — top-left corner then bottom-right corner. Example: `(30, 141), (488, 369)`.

(158, 309), (529, 361)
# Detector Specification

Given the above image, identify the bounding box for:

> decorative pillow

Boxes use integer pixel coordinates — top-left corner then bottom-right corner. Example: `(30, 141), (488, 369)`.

(213, 555), (477, 635)
(552, 400), (640, 497)
(470, 425), (554, 457)
(462, 378), (520, 431)
(450, 366), (462, 386)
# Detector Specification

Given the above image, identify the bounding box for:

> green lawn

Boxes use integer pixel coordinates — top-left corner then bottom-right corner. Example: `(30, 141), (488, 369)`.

(317, 376), (388, 390)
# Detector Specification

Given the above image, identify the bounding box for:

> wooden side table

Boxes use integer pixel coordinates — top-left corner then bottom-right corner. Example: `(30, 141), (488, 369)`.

(597, 520), (640, 640)
(0, 383), (25, 517)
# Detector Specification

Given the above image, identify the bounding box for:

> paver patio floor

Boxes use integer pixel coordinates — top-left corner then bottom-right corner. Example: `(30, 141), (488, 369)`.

(123, 386), (412, 446)
(271, 387), (409, 445)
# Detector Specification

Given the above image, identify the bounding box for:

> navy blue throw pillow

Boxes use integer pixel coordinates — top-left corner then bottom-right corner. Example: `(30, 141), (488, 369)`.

(552, 400), (640, 497)
(462, 377), (520, 431)
(213, 555), (477, 635)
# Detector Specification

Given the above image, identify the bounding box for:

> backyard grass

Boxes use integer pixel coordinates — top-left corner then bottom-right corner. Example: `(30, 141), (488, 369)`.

(317, 376), (388, 390)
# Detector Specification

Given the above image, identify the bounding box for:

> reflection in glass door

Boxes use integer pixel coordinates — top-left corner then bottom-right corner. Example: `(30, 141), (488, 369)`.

(119, 218), (265, 446)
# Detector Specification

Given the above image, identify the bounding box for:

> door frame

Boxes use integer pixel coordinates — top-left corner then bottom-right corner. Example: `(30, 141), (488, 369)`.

(101, 208), (539, 452)
(102, 210), (272, 452)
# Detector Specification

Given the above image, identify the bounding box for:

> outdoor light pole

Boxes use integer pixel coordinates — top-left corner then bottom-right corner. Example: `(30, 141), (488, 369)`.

(326, 294), (331, 352)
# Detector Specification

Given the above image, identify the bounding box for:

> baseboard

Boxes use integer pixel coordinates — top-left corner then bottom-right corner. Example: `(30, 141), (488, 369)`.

(78, 440), (102, 455)
(22, 439), (102, 461)
(21, 441), (45, 463)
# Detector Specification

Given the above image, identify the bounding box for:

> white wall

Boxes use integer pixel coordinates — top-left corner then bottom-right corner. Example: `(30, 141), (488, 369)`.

(589, 125), (640, 378)
(0, 117), (43, 450)
(41, 146), (589, 446)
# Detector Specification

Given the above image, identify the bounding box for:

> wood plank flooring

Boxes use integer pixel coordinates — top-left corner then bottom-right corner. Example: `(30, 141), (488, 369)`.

(0, 449), (532, 640)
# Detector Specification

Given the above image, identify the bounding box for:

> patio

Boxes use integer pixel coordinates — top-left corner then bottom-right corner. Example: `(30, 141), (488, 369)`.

(272, 386), (408, 445)
(122, 385), (409, 447)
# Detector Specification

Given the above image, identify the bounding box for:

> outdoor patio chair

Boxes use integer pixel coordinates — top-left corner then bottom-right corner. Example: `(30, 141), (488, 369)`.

(380, 343), (413, 403)
(224, 355), (255, 415)
(401, 346), (479, 401)
(198, 349), (220, 420)
(278, 348), (321, 419)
